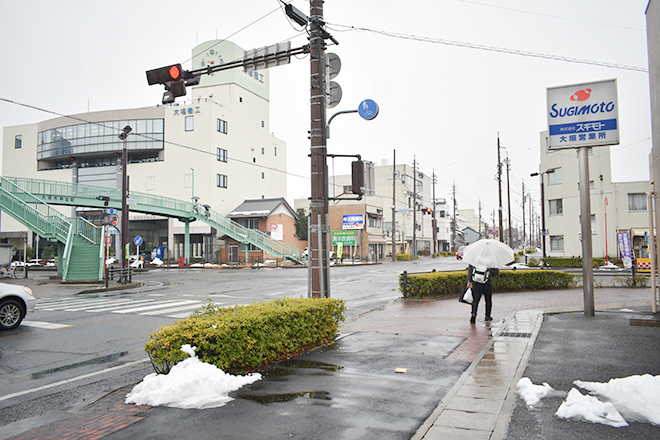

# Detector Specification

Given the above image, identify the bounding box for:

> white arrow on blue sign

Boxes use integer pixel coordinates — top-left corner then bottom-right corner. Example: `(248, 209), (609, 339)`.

(134, 235), (143, 246)
(358, 99), (379, 120)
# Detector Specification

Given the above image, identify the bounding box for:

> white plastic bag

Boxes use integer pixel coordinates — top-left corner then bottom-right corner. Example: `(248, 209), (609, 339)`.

(459, 286), (473, 304)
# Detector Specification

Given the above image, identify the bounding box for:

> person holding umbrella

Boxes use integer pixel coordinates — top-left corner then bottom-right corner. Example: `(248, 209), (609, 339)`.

(467, 264), (499, 324)
(462, 239), (514, 324)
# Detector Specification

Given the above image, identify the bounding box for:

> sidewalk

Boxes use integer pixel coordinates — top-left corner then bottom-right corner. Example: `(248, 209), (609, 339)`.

(2, 285), (657, 440)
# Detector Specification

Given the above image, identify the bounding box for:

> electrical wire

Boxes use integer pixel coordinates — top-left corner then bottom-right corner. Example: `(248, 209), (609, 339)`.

(0, 97), (310, 181)
(325, 23), (648, 73)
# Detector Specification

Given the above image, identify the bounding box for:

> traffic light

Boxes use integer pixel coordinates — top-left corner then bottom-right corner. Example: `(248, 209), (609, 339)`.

(423, 207), (432, 215)
(96, 195), (110, 206)
(146, 64), (187, 104)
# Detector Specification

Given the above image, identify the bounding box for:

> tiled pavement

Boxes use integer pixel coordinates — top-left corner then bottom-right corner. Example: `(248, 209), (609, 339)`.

(3, 287), (653, 440)
(4, 387), (149, 440)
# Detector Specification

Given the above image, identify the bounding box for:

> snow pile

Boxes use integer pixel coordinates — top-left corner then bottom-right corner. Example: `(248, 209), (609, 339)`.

(516, 377), (554, 409)
(518, 375), (660, 427)
(150, 258), (164, 266)
(125, 345), (262, 409)
(555, 388), (628, 427)
(573, 375), (660, 425)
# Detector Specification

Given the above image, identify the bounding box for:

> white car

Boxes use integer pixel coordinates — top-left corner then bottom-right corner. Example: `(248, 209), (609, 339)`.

(0, 282), (36, 330)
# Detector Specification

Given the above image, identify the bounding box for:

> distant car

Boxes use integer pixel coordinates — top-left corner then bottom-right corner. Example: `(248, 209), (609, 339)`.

(456, 246), (466, 260)
(0, 282), (36, 330)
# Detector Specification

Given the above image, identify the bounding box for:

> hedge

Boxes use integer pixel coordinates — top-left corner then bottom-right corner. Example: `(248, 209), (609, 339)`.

(396, 253), (413, 261)
(541, 257), (606, 268)
(144, 297), (346, 375)
(399, 269), (578, 299)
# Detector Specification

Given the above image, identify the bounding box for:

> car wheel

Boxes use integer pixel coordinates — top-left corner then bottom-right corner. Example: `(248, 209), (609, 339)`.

(0, 299), (25, 330)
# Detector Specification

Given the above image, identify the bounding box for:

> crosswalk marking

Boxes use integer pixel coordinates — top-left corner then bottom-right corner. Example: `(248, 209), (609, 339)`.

(34, 296), (206, 318)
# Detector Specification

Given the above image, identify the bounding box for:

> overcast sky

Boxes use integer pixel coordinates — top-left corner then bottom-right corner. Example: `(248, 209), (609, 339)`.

(0, 0), (652, 227)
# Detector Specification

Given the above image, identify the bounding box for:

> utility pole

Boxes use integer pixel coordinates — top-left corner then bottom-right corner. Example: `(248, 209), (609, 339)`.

(309, 0), (329, 298)
(412, 157), (417, 260)
(497, 134), (504, 243)
(506, 155), (512, 247)
(478, 200), (482, 239)
(392, 149), (396, 262)
(432, 171), (437, 254)
(452, 182), (457, 252)
(522, 181), (526, 249)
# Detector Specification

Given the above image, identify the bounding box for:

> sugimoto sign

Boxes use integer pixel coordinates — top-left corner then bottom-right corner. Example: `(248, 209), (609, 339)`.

(547, 79), (619, 150)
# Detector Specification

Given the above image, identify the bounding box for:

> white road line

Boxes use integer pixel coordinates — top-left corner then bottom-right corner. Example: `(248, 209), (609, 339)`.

(36, 298), (128, 311)
(0, 359), (150, 403)
(112, 300), (199, 314)
(141, 303), (204, 316)
(21, 321), (73, 330)
(83, 299), (159, 312)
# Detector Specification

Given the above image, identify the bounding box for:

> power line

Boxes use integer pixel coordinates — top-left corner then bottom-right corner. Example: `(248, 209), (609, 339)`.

(326, 23), (648, 73)
(457, 0), (645, 32)
(0, 96), (310, 181)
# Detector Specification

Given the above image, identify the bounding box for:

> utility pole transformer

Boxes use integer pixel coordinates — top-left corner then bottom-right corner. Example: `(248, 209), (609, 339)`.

(309, 0), (330, 298)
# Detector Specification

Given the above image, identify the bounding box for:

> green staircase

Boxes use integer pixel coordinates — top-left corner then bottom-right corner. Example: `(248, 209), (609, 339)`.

(3, 176), (305, 265)
(0, 176), (104, 281)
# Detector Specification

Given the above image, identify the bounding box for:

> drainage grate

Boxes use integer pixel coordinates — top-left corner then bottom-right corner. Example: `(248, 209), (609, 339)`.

(500, 332), (532, 338)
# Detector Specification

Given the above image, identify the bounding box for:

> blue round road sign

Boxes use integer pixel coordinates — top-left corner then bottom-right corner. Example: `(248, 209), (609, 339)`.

(134, 235), (143, 246)
(358, 99), (379, 120)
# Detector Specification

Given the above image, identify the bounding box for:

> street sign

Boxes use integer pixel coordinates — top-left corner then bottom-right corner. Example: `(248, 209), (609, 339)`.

(332, 230), (359, 246)
(107, 226), (119, 235)
(358, 99), (379, 120)
(106, 208), (117, 214)
(547, 79), (619, 150)
(126, 198), (137, 206)
(105, 236), (112, 245)
(342, 214), (364, 230)
(134, 235), (143, 246)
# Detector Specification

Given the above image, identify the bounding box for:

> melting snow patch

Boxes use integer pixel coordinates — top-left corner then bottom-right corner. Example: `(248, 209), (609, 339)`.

(516, 377), (554, 409)
(574, 375), (660, 425)
(556, 388), (628, 427)
(125, 345), (261, 409)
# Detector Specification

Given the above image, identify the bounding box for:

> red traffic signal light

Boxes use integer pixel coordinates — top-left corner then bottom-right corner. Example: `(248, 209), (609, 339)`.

(146, 64), (183, 85)
(424, 207), (432, 214)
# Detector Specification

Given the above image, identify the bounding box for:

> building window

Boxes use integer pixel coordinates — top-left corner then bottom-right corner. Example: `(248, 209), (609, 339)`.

(368, 215), (381, 228)
(261, 121), (265, 128)
(217, 119), (228, 134)
(550, 235), (564, 251)
(274, 146), (277, 156)
(549, 199), (563, 215)
(628, 193), (647, 211)
(344, 185), (353, 193)
(185, 115), (194, 131)
(14, 135), (22, 149)
(217, 174), (227, 188)
(547, 168), (561, 185)
(253, 157), (256, 163)
(261, 147), (264, 154)
(237, 218), (259, 229)
(261, 172), (265, 179)
(217, 148), (227, 162)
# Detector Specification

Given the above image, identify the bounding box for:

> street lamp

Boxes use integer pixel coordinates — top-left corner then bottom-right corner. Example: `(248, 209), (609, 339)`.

(530, 169), (555, 258)
(118, 125), (132, 283)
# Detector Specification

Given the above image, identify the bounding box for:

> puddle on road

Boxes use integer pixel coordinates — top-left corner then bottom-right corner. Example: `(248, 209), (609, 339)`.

(263, 359), (343, 378)
(241, 390), (332, 404)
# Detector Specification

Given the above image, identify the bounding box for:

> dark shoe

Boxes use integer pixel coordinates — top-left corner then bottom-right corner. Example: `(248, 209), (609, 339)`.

(485, 316), (493, 322)
(470, 314), (476, 324)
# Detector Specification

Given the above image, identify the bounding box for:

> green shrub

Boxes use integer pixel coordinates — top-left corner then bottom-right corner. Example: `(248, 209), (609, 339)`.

(397, 253), (413, 261)
(541, 257), (605, 268)
(144, 297), (345, 375)
(528, 257), (540, 267)
(525, 248), (535, 254)
(399, 270), (578, 299)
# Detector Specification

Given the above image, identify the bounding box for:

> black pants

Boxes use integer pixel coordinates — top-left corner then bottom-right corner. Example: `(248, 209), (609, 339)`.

(471, 284), (492, 317)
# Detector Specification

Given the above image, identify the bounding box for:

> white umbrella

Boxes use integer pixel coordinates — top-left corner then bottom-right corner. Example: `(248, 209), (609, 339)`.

(462, 239), (514, 268)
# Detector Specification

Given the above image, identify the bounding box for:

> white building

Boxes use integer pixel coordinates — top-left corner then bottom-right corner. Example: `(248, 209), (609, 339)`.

(297, 161), (451, 257)
(539, 130), (652, 259)
(1, 40), (288, 261)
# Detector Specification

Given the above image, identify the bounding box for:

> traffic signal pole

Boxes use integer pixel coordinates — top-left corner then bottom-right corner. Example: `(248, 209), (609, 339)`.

(309, 0), (330, 298)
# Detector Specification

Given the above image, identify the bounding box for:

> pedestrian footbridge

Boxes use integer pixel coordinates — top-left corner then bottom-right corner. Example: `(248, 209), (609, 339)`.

(0, 176), (305, 281)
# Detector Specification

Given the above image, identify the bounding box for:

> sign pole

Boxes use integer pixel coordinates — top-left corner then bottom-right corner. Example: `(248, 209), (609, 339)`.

(578, 146), (595, 317)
